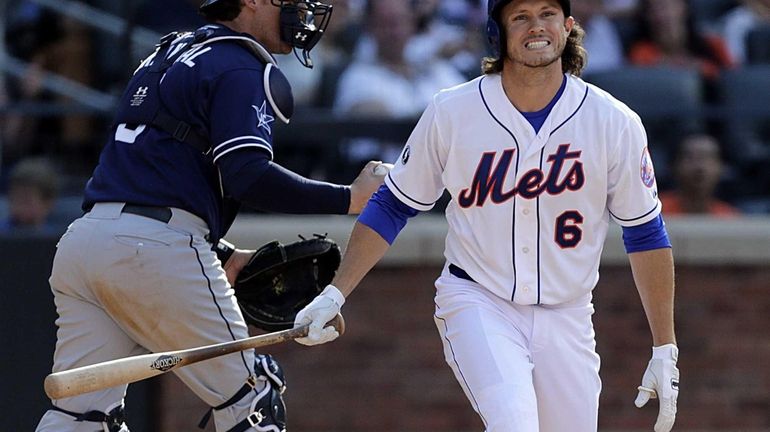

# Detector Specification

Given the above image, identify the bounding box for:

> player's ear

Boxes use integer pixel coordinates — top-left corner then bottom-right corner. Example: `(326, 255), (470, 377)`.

(243, 0), (260, 10)
(564, 16), (575, 35)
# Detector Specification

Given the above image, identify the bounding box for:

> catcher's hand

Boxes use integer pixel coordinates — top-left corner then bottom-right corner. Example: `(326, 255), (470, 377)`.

(223, 249), (256, 286)
(635, 344), (680, 432)
(233, 235), (341, 332)
(293, 284), (345, 346)
(349, 160), (389, 214)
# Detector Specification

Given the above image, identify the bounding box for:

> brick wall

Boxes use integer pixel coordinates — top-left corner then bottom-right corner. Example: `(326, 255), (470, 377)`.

(156, 265), (770, 432)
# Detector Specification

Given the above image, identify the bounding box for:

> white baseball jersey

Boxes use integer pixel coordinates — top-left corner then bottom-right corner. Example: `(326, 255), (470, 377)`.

(385, 73), (660, 305)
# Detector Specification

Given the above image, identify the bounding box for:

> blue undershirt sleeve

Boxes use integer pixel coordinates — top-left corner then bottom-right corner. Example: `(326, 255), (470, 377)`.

(621, 214), (672, 253)
(358, 184), (419, 244)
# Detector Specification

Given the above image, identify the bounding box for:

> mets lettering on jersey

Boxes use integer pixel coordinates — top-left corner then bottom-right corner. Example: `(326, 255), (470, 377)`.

(457, 143), (584, 206)
(385, 74), (661, 305)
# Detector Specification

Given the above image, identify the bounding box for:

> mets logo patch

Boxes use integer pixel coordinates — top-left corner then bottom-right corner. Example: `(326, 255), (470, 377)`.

(640, 147), (655, 188)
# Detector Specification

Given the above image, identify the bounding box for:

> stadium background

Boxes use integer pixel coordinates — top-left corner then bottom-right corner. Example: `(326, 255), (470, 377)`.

(1, 0), (769, 430)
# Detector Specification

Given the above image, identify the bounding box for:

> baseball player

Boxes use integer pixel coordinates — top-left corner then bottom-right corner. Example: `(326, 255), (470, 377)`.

(293, 0), (680, 431)
(35, 1), (386, 431)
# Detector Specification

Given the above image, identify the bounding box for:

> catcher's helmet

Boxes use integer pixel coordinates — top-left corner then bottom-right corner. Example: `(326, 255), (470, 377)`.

(200, 0), (332, 69)
(487, 0), (571, 58)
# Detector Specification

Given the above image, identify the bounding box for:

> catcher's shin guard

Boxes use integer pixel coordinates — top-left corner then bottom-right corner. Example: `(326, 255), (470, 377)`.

(232, 380), (287, 432)
(198, 354), (287, 432)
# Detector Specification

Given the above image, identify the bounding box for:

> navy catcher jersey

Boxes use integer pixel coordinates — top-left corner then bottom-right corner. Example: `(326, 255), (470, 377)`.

(84, 25), (279, 241)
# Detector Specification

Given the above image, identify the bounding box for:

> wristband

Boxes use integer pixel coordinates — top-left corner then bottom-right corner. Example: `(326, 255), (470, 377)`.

(652, 344), (678, 361)
(321, 284), (346, 307)
(215, 238), (236, 264)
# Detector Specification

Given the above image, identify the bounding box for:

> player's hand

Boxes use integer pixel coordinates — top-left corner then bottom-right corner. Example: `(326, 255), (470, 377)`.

(223, 249), (256, 286)
(635, 344), (680, 432)
(348, 161), (389, 214)
(293, 284), (345, 346)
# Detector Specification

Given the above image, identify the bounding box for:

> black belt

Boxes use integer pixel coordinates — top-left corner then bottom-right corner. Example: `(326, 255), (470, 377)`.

(448, 264), (475, 283)
(122, 204), (172, 223)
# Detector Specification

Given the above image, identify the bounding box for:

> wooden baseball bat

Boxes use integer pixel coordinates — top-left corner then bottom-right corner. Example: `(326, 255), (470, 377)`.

(44, 314), (345, 400)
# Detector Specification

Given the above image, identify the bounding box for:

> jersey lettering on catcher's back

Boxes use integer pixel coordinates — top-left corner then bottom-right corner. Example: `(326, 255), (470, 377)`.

(458, 143), (585, 208)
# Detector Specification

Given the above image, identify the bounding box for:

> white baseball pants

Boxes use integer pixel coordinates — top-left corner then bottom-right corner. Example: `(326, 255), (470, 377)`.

(434, 266), (602, 432)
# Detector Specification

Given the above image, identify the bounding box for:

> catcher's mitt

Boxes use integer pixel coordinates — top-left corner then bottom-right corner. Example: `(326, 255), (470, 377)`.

(234, 234), (341, 331)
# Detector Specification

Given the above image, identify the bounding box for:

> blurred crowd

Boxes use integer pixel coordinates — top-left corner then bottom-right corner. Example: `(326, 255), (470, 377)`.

(1, 0), (769, 234)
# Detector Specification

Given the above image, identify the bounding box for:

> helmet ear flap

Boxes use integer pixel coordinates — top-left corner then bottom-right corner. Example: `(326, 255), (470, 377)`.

(487, 16), (502, 58)
(486, 0), (510, 59)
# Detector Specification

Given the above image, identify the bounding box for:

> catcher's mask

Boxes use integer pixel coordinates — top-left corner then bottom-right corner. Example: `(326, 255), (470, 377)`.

(486, 0), (571, 58)
(272, 0), (333, 68)
(199, 0), (332, 68)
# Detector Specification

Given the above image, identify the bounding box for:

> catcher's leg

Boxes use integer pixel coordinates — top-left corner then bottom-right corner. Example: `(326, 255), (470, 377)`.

(82, 205), (285, 431)
(433, 271), (539, 432)
(205, 354), (287, 432)
(37, 217), (142, 432)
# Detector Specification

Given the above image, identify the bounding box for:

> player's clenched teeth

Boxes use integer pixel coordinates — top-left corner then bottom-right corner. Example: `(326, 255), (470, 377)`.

(525, 40), (550, 49)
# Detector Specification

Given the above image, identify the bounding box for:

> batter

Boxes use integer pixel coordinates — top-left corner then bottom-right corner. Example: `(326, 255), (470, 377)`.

(292, 1), (680, 431)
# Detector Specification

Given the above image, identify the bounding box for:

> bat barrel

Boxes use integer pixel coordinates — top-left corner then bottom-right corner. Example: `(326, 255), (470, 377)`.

(43, 314), (344, 400)
(44, 357), (169, 400)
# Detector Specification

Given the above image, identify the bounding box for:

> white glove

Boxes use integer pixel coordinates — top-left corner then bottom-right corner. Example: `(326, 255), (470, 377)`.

(293, 285), (345, 346)
(635, 344), (680, 432)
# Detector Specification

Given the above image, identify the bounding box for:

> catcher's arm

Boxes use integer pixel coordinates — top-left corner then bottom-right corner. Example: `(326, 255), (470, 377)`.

(348, 162), (389, 214)
(214, 238), (256, 285)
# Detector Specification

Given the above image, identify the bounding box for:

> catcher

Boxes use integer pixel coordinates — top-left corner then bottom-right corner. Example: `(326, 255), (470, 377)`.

(35, 1), (385, 431)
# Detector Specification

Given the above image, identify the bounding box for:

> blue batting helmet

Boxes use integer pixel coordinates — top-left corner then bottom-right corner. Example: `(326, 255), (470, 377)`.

(487, 0), (571, 58)
(200, 0), (221, 9)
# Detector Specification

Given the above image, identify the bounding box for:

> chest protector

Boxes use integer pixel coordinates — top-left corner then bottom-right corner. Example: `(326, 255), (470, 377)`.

(112, 25), (294, 153)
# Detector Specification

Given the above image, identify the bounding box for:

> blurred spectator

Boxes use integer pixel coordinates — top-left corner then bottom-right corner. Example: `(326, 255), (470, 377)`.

(2, 3), (61, 167)
(572, 0), (627, 74)
(718, 0), (770, 64)
(335, 0), (464, 118)
(659, 133), (740, 217)
(3, 3), (98, 175)
(134, 0), (205, 34)
(333, 0), (465, 168)
(0, 75), (8, 171)
(0, 157), (60, 234)
(406, 0), (486, 78)
(277, 0), (364, 108)
(268, 0), (366, 182)
(603, 0), (640, 18)
(628, 0), (735, 81)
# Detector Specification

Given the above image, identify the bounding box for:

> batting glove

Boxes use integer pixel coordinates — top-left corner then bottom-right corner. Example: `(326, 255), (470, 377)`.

(635, 344), (680, 432)
(293, 285), (345, 346)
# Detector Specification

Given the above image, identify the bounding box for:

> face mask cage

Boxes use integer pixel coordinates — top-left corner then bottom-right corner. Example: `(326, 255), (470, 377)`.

(271, 0), (333, 68)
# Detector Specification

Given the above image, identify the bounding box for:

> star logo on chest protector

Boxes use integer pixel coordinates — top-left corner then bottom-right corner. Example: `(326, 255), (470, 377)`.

(252, 101), (275, 135)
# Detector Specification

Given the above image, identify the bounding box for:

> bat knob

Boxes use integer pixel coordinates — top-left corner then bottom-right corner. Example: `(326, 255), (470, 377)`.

(328, 313), (345, 336)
